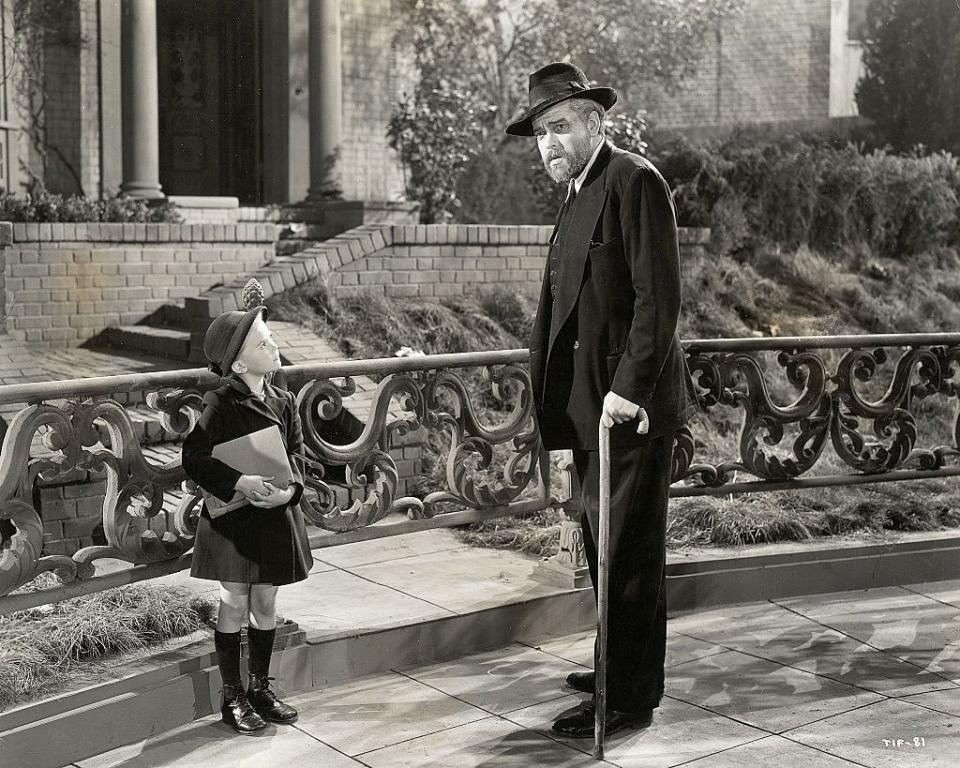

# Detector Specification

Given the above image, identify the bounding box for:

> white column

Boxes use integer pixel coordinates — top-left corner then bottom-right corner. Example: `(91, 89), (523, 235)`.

(306, 0), (343, 200)
(119, 0), (163, 198)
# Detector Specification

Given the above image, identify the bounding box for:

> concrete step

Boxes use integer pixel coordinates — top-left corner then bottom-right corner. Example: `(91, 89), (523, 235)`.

(0, 589), (594, 768)
(275, 238), (326, 258)
(0, 619), (307, 768)
(140, 303), (193, 330)
(102, 325), (192, 361)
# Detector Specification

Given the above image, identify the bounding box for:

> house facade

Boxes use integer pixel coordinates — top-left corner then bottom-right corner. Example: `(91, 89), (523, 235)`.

(3, 0), (413, 207)
(0, 0), (870, 208)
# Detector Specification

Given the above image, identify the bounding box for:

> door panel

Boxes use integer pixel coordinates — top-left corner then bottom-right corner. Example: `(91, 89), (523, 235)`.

(157, 0), (262, 201)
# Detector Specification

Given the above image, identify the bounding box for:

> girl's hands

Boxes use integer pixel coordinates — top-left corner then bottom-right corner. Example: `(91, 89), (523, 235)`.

(253, 483), (294, 508)
(234, 475), (294, 508)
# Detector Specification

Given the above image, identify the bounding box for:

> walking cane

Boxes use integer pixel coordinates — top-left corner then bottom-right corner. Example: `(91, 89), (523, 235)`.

(595, 410), (647, 759)
(594, 415), (612, 759)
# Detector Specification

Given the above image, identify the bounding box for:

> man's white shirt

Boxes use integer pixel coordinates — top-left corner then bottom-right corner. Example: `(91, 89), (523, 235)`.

(567, 138), (608, 201)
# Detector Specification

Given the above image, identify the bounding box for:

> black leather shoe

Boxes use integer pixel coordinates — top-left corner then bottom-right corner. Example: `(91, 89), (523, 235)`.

(565, 670), (594, 694)
(247, 675), (298, 724)
(552, 701), (653, 739)
(221, 684), (268, 734)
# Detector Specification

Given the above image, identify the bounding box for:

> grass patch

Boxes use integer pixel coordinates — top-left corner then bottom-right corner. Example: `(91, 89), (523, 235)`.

(0, 575), (215, 711)
(451, 480), (960, 557)
(268, 282), (536, 360)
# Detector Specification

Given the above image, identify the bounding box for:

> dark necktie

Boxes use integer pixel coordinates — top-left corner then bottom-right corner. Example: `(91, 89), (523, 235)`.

(549, 186), (578, 301)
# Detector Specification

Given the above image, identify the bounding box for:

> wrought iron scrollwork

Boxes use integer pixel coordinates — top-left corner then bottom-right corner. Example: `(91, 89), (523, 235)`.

(679, 342), (960, 487)
(295, 362), (541, 530)
(4, 337), (960, 601)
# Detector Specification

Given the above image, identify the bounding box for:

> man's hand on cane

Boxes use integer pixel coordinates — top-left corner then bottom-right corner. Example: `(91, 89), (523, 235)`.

(601, 391), (649, 434)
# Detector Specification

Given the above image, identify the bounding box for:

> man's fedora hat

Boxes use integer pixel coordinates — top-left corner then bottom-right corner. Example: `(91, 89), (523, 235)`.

(505, 62), (617, 137)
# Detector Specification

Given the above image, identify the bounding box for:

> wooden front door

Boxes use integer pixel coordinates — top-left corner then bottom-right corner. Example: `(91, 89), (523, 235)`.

(157, 0), (263, 202)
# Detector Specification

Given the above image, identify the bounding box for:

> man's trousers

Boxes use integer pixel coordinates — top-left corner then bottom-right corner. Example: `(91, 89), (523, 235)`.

(573, 431), (673, 713)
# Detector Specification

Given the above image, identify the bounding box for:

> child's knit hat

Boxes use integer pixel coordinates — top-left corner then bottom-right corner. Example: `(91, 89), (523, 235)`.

(202, 279), (267, 376)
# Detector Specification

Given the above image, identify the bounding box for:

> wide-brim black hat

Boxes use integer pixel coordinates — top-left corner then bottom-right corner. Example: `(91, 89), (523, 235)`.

(505, 62), (617, 137)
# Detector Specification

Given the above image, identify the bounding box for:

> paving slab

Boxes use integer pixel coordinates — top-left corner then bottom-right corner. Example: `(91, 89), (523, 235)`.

(903, 578), (960, 609)
(504, 693), (768, 768)
(357, 716), (601, 767)
(75, 716), (361, 768)
(681, 734), (862, 766)
(778, 590), (960, 682)
(291, 670), (488, 756)
(531, 628), (727, 671)
(666, 649), (885, 733)
(347, 546), (561, 614)
(676, 597), (955, 697)
(275, 568), (456, 637)
(399, 643), (586, 715)
(314, 529), (468, 569)
(782, 697), (960, 766)
(899, 685), (960, 717)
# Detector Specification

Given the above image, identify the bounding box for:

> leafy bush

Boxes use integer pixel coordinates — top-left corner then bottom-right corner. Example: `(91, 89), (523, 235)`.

(856, 0), (960, 156)
(0, 190), (182, 223)
(651, 130), (960, 258)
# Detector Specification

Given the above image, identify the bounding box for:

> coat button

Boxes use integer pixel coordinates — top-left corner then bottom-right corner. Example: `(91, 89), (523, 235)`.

(573, 340), (580, 350)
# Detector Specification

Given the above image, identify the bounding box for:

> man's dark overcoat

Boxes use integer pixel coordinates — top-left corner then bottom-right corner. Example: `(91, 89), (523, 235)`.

(183, 376), (313, 585)
(529, 139), (699, 713)
(529, 141), (699, 450)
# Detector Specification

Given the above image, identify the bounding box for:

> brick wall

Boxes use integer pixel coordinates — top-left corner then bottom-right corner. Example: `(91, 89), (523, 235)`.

(36, 465), (180, 557)
(339, 0), (412, 201)
(38, 1), (101, 196)
(4, 222), (278, 347)
(639, 0), (832, 130)
(326, 225), (710, 300)
(36, 469), (108, 556)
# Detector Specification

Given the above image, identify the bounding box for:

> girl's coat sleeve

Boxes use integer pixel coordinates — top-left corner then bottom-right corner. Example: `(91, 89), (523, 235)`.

(182, 392), (243, 503)
(285, 390), (306, 507)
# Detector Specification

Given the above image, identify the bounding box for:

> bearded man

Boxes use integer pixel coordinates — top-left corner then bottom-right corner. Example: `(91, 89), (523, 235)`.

(506, 62), (698, 738)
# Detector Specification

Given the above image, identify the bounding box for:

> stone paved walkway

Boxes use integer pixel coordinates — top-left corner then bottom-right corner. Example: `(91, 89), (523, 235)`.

(65, 579), (960, 767)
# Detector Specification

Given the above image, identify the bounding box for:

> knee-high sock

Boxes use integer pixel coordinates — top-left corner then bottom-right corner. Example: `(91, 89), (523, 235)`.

(247, 626), (276, 679)
(214, 630), (242, 688)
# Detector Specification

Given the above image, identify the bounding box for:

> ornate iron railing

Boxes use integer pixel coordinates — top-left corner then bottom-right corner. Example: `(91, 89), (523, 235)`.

(2, 332), (960, 613)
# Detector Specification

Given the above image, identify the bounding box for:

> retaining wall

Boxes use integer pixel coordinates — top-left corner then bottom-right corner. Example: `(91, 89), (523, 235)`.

(4, 222), (278, 346)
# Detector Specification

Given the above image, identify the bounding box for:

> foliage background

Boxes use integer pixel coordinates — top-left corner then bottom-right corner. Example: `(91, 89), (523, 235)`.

(856, 0), (960, 157)
(388, 0), (745, 223)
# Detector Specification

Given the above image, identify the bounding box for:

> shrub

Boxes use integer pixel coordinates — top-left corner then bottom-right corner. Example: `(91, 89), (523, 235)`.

(0, 190), (182, 223)
(856, 0), (960, 156)
(650, 131), (960, 259)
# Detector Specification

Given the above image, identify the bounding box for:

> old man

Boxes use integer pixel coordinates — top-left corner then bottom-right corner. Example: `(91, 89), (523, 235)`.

(506, 62), (698, 738)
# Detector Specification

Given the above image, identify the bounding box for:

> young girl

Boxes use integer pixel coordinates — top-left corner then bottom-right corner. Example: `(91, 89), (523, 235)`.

(183, 300), (313, 734)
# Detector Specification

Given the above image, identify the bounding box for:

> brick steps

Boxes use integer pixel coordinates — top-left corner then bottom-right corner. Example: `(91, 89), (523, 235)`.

(103, 325), (192, 361)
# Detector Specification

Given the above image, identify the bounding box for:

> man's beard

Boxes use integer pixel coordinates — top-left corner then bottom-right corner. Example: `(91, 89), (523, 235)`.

(542, 138), (594, 184)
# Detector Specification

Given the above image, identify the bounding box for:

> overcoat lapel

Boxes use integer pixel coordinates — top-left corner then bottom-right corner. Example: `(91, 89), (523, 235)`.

(546, 142), (611, 358)
(224, 377), (285, 429)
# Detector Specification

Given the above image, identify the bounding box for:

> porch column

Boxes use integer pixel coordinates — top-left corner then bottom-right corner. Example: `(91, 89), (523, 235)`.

(119, 0), (163, 199)
(306, 0), (343, 200)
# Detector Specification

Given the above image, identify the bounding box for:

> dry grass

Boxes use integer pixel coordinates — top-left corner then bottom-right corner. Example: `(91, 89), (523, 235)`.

(0, 576), (215, 710)
(268, 283), (536, 360)
(451, 480), (960, 558)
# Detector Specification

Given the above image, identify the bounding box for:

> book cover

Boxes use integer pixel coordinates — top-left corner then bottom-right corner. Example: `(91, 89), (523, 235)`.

(202, 426), (296, 518)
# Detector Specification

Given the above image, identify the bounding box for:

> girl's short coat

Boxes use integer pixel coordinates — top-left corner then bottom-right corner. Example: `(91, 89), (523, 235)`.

(183, 375), (314, 585)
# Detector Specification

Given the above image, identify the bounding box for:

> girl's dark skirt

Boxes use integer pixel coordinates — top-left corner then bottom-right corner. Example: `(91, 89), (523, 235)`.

(190, 501), (313, 585)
